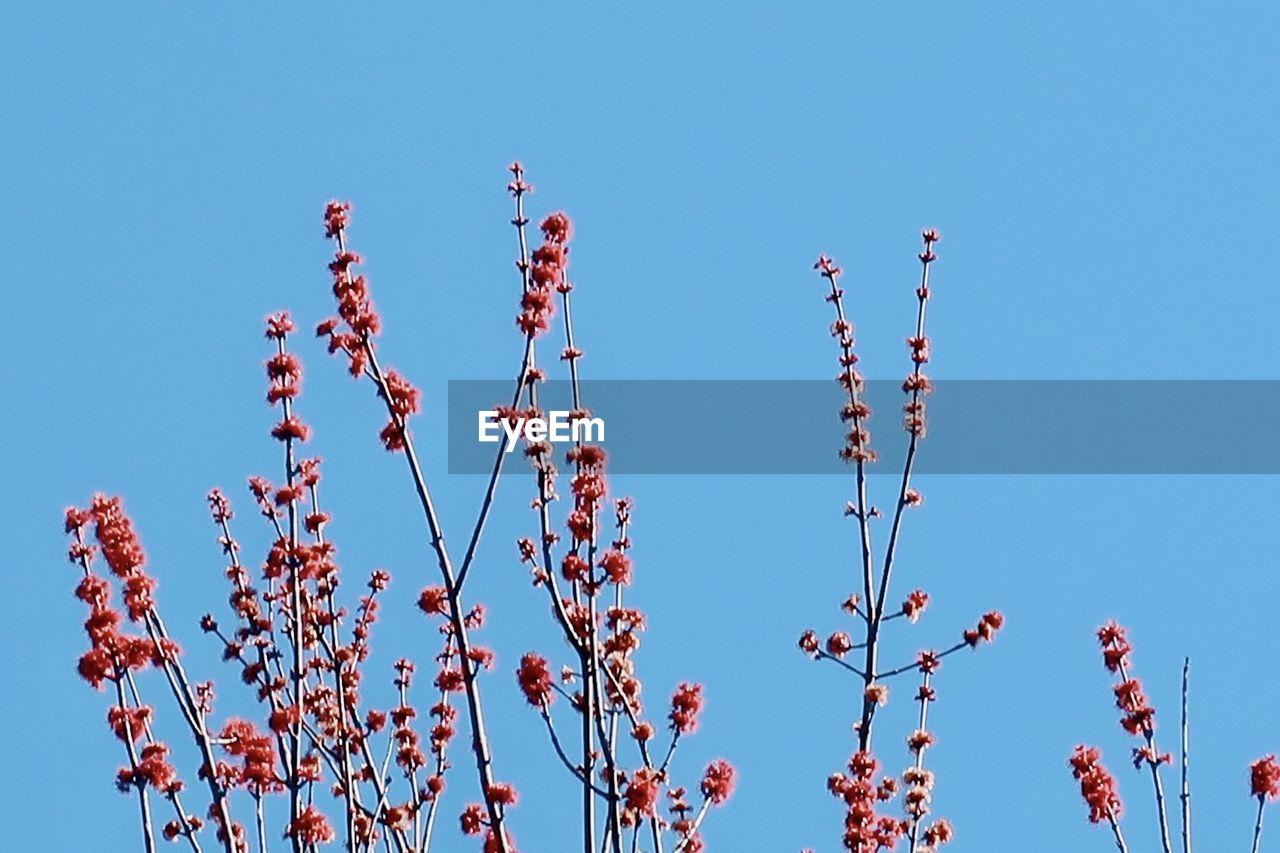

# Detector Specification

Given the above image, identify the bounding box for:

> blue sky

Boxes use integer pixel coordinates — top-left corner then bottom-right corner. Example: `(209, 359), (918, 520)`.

(2, 3), (1278, 851)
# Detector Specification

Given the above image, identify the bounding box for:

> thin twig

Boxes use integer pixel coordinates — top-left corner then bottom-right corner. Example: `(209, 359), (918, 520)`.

(1113, 654), (1174, 853)
(1253, 796), (1267, 853)
(1108, 812), (1131, 853)
(1181, 657), (1192, 853)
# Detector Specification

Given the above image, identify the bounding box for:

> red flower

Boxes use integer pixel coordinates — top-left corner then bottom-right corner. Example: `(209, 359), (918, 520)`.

(1069, 745), (1123, 824)
(107, 705), (152, 742)
(907, 729), (936, 753)
(599, 549), (632, 585)
(1252, 755), (1280, 800)
(324, 200), (351, 238)
(380, 369), (421, 419)
(700, 760), (735, 805)
(516, 654), (554, 707)
(89, 495), (147, 580)
(264, 312), (295, 339)
(560, 553), (589, 582)
(1098, 621), (1133, 672)
(286, 805), (335, 846)
(540, 212), (573, 244)
(435, 669), (465, 693)
(847, 751), (878, 780)
(486, 782), (519, 806)
(669, 683), (704, 734)
(923, 818), (954, 846)
(219, 719), (278, 791)
(963, 611), (1004, 647)
(460, 804), (485, 835)
(271, 417), (311, 443)
(417, 586), (449, 616)
(826, 631), (854, 657)
(135, 743), (179, 792)
(901, 589), (929, 622)
(625, 768), (662, 816)
(917, 649), (942, 674)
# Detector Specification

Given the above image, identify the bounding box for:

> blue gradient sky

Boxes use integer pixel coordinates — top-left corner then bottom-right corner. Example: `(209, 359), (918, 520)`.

(3, 3), (1278, 851)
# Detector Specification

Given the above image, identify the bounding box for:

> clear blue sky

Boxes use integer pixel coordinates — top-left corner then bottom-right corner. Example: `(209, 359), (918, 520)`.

(3, 3), (1278, 851)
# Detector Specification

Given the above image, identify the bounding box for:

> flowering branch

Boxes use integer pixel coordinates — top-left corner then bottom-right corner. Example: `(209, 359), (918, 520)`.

(1250, 757), (1280, 853)
(319, 203), (515, 853)
(1070, 746), (1128, 853)
(504, 174), (733, 853)
(1096, 622), (1174, 853)
(801, 233), (1002, 852)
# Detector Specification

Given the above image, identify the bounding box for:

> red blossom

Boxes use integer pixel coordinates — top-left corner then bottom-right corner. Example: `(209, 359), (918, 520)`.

(516, 654), (554, 707)
(826, 631), (854, 657)
(699, 760), (735, 805)
(417, 586), (449, 616)
(460, 803), (485, 835)
(1069, 745), (1123, 824)
(598, 549), (632, 585)
(485, 782), (518, 806)
(669, 683), (704, 734)
(901, 589), (929, 622)
(286, 805), (335, 846)
(625, 768), (662, 817)
(1252, 755), (1280, 800)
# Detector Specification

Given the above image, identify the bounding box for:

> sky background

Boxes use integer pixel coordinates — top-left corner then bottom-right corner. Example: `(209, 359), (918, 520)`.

(2, 3), (1278, 851)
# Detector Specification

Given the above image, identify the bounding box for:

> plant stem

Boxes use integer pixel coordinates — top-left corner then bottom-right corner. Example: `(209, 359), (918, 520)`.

(1252, 796), (1266, 853)
(1181, 657), (1192, 853)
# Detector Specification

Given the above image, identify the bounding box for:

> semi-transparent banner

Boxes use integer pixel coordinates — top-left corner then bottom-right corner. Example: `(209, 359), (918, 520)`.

(446, 380), (1279, 475)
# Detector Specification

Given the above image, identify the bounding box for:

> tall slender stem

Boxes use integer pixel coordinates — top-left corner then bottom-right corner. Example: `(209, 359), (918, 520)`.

(1252, 796), (1266, 853)
(862, 234), (935, 751)
(818, 260), (878, 750)
(1108, 813), (1131, 853)
(278, 336), (306, 853)
(365, 342), (511, 853)
(1113, 652), (1174, 853)
(328, 222), (513, 853)
(905, 670), (934, 851)
(1180, 657), (1192, 853)
(113, 673), (158, 853)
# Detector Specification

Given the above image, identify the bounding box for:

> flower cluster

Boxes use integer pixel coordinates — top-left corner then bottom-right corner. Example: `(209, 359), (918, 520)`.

(517, 208), (573, 337)
(67, 496), (240, 849)
(1069, 745), (1123, 825)
(670, 682), (705, 734)
(323, 200), (381, 339)
(376, 368), (421, 452)
(826, 751), (906, 852)
(516, 653), (554, 707)
(67, 509), (155, 690)
(1094, 622), (1169, 761)
(1252, 756), (1280, 800)
(265, 313), (311, 444)
(961, 611), (1004, 648)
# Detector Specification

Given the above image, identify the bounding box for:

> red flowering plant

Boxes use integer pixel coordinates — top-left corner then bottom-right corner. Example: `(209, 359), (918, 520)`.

(499, 166), (733, 853)
(1071, 623), (1280, 853)
(797, 233), (1003, 853)
(63, 165), (730, 853)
